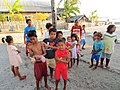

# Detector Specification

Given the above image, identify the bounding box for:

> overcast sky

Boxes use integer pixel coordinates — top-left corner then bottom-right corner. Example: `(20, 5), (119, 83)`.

(56, 0), (120, 18)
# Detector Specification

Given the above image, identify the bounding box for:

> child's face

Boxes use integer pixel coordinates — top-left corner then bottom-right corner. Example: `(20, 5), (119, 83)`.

(58, 42), (65, 50)
(30, 36), (37, 44)
(50, 31), (56, 39)
(71, 37), (75, 41)
(57, 33), (63, 39)
(110, 26), (116, 33)
(82, 26), (85, 29)
(94, 35), (100, 40)
(67, 37), (71, 42)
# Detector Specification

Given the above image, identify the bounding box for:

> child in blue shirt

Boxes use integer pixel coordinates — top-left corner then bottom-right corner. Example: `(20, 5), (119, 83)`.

(89, 32), (104, 70)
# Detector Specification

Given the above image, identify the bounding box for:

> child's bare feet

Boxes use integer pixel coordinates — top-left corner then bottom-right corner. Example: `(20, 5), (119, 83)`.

(20, 75), (26, 80)
(89, 65), (93, 68)
(92, 67), (97, 70)
(55, 88), (58, 90)
(63, 87), (66, 90)
(34, 87), (40, 90)
(45, 84), (51, 90)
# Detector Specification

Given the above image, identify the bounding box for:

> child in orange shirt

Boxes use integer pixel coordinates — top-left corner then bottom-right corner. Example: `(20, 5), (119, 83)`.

(55, 39), (70, 90)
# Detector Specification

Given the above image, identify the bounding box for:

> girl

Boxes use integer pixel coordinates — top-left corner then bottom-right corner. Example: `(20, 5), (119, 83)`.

(71, 34), (78, 67)
(5, 36), (26, 80)
(81, 25), (86, 50)
(100, 25), (117, 68)
(89, 32), (104, 70)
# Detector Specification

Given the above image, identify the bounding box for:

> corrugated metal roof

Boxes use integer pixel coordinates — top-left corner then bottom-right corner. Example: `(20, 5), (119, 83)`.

(0, 0), (51, 13)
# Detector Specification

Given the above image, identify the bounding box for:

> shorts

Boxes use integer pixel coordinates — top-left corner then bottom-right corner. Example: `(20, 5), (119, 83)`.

(80, 39), (86, 44)
(101, 52), (112, 59)
(34, 62), (48, 81)
(55, 63), (68, 80)
(46, 58), (56, 68)
(91, 54), (100, 61)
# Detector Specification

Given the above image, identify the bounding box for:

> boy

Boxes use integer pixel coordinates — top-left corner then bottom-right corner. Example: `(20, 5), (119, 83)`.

(43, 28), (58, 79)
(55, 39), (70, 90)
(81, 25), (86, 50)
(45, 23), (53, 38)
(89, 32), (104, 70)
(28, 31), (51, 90)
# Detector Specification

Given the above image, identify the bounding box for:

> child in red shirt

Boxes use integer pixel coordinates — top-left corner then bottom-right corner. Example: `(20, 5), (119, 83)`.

(55, 39), (70, 90)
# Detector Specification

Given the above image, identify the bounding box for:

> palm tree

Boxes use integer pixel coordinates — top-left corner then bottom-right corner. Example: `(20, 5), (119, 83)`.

(59, 0), (80, 22)
(89, 10), (99, 24)
(4, 0), (24, 15)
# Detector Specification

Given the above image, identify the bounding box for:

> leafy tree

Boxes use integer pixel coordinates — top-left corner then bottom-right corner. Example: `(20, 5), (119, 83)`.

(89, 10), (99, 23)
(59, 0), (80, 22)
(4, 0), (24, 15)
(0, 13), (6, 22)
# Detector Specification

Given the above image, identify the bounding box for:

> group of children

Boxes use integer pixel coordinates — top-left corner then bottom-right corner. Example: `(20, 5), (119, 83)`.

(3, 21), (117, 90)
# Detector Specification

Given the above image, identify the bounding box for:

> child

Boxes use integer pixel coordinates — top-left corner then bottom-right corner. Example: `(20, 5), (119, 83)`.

(43, 28), (58, 79)
(55, 39), (70, 90)
(56, 31), (63, 39)
(45, 23), (53, 38)
(71, 34), (78, 67)
(89, 32), (104, 70)
(5, 36), (26, 80)
(93, 31), (97, 41)
(81, 25), (86, 50)
(100, 25), (117, 68)
(28, 31), (51, 90)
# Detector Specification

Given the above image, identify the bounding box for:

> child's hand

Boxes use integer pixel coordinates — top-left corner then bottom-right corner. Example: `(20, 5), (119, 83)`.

(17, 50), (21, 53)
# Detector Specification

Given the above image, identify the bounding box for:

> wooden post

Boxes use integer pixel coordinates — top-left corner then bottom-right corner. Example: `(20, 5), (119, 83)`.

(51, 0), (57, 28)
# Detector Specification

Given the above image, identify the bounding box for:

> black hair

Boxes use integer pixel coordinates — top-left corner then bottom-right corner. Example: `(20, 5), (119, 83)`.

(93, 31), (97, 35)
(82, 25), (85, 27)
(2, 37), (5, 43)
(56, 31), (63, 38)
(26, 19), (31, 24)
(58, 39), (65, 44)
(75, 19), (78, 23)
(49, 28), (57, 35)
(107, 25), (115, 33)
(46, 23), (53, 29)
(95, 32), (102, 39)
(28, 30), (37, 37)
(61, 37), (66, 43)
(5, 36), (13, 43)
(71, 34), (78, 41)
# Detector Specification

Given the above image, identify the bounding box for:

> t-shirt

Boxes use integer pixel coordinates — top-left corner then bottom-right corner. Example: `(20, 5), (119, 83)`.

(102, 32), (117, 54)
(71, 25), (82, 39)
(43, 38), (58, 59)
(55, 49), (69, 65)
(24, 26), (36, 42)
(71, 40), (77, 58)
(45, 31), (49, 38)
(93, 40), (104, 55)
(81, 30), (86, 39)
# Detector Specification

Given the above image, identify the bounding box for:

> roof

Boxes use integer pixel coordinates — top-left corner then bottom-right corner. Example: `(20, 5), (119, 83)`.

(0, 0), (51, 13)
(67, 15), (90, 23)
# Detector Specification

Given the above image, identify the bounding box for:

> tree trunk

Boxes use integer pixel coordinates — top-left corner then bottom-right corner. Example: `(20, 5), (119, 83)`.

(51, 0), (57, 29)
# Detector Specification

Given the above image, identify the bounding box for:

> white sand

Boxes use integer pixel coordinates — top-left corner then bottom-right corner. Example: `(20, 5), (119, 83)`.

(0, 26), (120, 90)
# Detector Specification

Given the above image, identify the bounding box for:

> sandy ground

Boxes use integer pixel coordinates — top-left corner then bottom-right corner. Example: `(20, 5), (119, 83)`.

(0, 26), (120, 90)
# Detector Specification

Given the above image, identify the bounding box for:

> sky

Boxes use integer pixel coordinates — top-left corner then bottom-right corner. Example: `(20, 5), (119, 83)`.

(56, 0), (120, 19)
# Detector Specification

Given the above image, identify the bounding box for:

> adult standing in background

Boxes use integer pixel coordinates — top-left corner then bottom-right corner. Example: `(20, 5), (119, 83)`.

(71, 19), (82, 39)
(24, 19), (36, 56)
